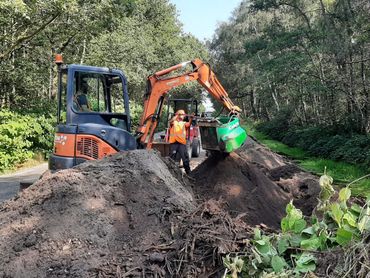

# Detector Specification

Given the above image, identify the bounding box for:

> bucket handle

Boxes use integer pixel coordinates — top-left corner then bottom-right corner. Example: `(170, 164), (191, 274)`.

(227, 112), (238, 123)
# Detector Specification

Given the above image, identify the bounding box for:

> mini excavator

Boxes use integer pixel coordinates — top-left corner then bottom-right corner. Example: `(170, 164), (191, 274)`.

(49, 56), (247, 170)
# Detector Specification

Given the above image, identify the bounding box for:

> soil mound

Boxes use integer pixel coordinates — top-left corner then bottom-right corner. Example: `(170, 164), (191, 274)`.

(0, 150), (196, 277)
(191, 138), (321, 228)
(192, 152), (291, 228)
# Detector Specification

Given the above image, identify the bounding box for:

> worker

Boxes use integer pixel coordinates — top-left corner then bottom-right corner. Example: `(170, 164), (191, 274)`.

(169, 109), (193, 174)
(75, 81), (91, 111)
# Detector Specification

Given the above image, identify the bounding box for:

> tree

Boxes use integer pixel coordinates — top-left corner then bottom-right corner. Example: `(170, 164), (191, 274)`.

(0, 0), (208, 110)
(210, 0), (370, 133)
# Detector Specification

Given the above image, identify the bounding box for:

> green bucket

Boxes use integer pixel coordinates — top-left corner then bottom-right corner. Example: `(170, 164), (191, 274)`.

(216, 116), (247, 153)
(198, 116), (247, 153)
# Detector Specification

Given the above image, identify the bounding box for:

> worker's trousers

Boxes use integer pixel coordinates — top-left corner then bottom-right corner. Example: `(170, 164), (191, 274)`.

(170, 142), (191, 174)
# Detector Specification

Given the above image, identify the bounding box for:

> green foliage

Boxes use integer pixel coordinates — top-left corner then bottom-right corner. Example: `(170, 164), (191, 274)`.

(0, 0), (208, 110)
(211, 0), (370, 134)
(86, 0), (209, 103)
(129, 100), (144, 129)
(223, 173), (370, 277)
(0, 110), (55, 171)
(243, 121), (370, 196)
(256, 122), (370, 169)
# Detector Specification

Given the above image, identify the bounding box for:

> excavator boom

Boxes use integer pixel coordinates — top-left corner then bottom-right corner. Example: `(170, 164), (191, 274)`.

(137, 59), (246, 151)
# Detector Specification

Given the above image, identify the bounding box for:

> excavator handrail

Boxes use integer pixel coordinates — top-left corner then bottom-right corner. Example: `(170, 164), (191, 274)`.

(136, 58), (241, 148)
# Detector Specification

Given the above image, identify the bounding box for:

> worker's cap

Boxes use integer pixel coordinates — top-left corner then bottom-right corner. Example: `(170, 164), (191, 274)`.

(176, 109), (186, 115)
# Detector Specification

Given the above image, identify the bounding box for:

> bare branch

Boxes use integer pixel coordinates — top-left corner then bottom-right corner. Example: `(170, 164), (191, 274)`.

(0, 12), (61, 62)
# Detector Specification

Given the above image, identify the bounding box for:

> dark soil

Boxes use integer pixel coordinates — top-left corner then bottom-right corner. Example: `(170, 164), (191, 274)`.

(0, 151), (196, 277)
(191, 152), (290, 228)
(0, 137), (322, 277)
(191, 139), (321, 228)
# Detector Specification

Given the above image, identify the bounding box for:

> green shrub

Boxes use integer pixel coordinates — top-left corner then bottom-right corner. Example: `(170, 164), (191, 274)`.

(308, 135), (347, 157)
(0, 110), (55, 171)
(256, 109), (293, 141)
(257, 119), (370, 168)
(129, 100), (144, 130)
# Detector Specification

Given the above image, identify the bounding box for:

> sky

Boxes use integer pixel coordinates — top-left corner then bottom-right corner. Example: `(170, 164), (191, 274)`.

(169, 0), (242, 41)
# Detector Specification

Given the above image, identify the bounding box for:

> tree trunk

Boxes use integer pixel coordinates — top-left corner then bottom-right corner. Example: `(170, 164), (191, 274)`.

(48, 49), (54, 100)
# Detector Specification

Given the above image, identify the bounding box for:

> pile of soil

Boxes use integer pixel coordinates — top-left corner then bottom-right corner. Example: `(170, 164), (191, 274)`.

(239, 138), (321, 216)
(191, 138), (321, 228)
(0, 151), (197, 277)
(0, 137), (321, 277)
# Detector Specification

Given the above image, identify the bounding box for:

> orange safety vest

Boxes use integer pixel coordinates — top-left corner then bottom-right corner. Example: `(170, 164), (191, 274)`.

(169, 120), (189, 145)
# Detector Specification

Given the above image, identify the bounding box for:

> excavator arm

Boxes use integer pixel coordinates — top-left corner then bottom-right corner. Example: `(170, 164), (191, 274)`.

(136, 58), (241, 148)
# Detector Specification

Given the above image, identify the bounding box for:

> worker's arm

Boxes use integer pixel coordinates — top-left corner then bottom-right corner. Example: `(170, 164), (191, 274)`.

(185, 114), (194, 128)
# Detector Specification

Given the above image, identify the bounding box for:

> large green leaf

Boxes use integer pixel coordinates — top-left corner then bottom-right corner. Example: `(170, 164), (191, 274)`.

(350, 203), (362, 215)
(277, 237), (289, 254)
(336, 228), (353, 246)
(330, 203), (344, 226)
(301, 236), (321, 251)
(254, 228), (262, 240)
(271, 255), (286, 273)
(343, 212), (357, 228)
(281, 217), (289, 232)
(288, 234), (304, 247)
(293, 219), (307, 233)
(294, 253), (317, 273)
(339, 187), (351, 203)
(255, 240), (270, 255)
(302, 226), (315, 235)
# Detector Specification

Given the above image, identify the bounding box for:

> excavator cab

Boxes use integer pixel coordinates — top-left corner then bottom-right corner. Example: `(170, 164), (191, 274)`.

(165, 98), (199, 123)
(49, 57), (136, 170)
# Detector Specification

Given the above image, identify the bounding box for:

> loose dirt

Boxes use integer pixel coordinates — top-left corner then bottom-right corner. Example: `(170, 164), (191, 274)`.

(191, 138), (321, 228)
(0, 151), (196, 277)
(0, 137), (321, 277)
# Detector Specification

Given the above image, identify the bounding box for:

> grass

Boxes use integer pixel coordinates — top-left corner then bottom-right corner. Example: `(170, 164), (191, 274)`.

(0, 152), (47, 176)
(242, 121), (370, 197)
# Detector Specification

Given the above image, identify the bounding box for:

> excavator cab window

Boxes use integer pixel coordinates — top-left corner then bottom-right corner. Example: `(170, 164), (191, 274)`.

(74, 72), (107, 112)
(73, 72), (126, 115)
(70, 70), (130, 131)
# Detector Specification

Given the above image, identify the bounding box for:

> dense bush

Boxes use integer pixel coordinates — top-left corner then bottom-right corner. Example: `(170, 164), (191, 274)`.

(0, 110), (55, 171)
(256, 110), (292, 141)
(256, 121), (370, 168)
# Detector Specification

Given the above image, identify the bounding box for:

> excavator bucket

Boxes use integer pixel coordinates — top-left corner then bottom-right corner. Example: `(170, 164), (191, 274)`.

(198, 116), (247, 153)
